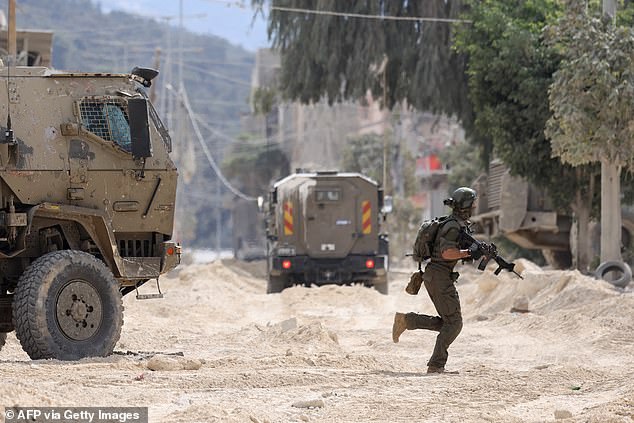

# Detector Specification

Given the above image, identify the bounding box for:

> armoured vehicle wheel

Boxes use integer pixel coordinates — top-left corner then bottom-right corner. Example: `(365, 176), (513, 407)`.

(267, 275), (289, 294)
(0, 332), (6, 351)
(373, 281), (388, 295)
(13, 251), (123, 360)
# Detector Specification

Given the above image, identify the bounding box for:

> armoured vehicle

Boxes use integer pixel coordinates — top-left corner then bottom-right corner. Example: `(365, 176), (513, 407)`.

(0, 63), (179, 360)
(470, 161), (634, 269)
(265, 171), (391, 294)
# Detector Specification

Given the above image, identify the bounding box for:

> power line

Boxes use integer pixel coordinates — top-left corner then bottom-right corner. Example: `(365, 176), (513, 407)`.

(181, 62), (253, 87)
(179, 86), (257, 202)
(269, 6), (472, 24)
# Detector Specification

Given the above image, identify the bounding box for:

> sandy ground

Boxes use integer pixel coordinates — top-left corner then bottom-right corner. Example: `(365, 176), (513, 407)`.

(1, 257), (633, 423)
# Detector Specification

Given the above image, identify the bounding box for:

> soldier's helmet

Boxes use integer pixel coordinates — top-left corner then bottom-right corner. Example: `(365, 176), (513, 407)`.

(444, 187), (477, 209)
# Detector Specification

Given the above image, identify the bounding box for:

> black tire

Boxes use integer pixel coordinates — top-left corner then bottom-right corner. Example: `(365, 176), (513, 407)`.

(373, 275), (389, 295)
(267, 274), (288, 294)
(594, 260), (632, 288)
(13, 250), (123, 360)
(374, 282), (388, 295)
(0, 332), (6, 351)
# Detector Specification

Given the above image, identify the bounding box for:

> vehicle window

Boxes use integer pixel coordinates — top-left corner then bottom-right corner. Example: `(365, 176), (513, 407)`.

(315, 189), (341, 202)
(78, 98), (132, 152)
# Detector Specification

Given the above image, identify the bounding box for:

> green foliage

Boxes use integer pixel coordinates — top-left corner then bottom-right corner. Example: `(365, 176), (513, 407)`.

(340, 132), (417, 197)
(439, 140), (482, 192)
(252, 87), (278, 115)
(340, 134), (386, 186)
(252, 0), (470, 120)
(546, 2), (634, 169)
(454, 0), (590, 210)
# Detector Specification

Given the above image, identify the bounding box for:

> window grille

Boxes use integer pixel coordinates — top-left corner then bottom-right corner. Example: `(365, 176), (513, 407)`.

(78, 98), (132, 152)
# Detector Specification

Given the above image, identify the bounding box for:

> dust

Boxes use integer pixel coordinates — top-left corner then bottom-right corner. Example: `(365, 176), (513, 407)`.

(0, 258), (632, 422)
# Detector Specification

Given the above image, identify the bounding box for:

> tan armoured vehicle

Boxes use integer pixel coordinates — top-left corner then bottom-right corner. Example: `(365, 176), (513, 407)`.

(0, 63), (179, 360)
(265, 171), (391, 294)
(470, 160), (634, 269)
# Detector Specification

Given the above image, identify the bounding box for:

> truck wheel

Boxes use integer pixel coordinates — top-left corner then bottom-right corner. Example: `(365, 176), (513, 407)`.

(0, 332), (6, 351)
(13, 250), (123, 360)
(267, 275), (289, 294)
(374, 282), (389, 295)
(373, 275), (389, 295)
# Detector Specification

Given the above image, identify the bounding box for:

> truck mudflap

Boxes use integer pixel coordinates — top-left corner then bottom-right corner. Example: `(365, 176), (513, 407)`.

(118, 241), (180, 280)
(270, 255), (387, 285)
(160, 241), (181, 273)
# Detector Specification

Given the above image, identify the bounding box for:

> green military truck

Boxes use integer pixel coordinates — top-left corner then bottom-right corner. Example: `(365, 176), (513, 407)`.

(0, 62), (179, 360)
(265, 171), (391, 294)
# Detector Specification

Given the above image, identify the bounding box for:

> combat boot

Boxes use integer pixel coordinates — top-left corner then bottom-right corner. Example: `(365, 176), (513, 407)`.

(392, 312), (407, 343)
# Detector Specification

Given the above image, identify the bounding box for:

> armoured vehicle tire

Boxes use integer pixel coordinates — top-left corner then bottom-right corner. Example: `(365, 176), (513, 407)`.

(267, 275), (288, 294)
(594, 260), (632, 288)
(0, 332), (6, 351)
(13, 250), (123, 360)
(373, 280), (389, 295)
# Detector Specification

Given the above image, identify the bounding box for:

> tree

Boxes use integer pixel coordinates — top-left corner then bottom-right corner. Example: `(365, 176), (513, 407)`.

(252, 0), (470, 119)
(545, 2), (634, 262)
(439, 139), (482, 192)
(222, 136), (290, 196)
(453, 0), (601, 270)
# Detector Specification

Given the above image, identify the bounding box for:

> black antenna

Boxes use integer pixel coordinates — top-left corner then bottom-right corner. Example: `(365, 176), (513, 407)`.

(5, 0), (16, 146)
(5, 59), (15, 146)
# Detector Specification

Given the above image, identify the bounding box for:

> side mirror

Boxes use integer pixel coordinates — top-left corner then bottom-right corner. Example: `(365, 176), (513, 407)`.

(128, 98), (152, 159)
(381, 195), (393, 214)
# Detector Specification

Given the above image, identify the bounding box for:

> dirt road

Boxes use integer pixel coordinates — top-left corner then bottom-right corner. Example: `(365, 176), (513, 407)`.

(1, 258), (633, 422)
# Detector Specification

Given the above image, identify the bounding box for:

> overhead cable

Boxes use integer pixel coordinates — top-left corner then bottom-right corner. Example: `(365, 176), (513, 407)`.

(269, 6), (472, 23)
(179, 85), (257, 202)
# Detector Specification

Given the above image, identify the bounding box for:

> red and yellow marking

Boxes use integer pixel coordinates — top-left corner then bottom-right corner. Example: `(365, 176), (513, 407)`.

(284, 201), (294, 235)
(362, 200), (372, 234)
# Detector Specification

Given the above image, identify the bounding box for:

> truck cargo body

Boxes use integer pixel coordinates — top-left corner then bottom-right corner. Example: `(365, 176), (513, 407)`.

(266, 171), (389, 294)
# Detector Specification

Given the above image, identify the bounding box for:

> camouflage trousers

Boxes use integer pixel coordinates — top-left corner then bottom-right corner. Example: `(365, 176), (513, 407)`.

(404, 265), (463, 369)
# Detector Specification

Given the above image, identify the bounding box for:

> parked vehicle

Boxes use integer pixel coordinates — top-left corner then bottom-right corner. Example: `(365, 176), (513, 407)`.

(0, 61), (179, 360)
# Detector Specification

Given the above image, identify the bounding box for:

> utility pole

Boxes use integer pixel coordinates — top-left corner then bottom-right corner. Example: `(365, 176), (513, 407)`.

(149, 48), (161, 103)
(600, 0), (621, 263)
(381, 56), (388, 192)
(8, 0), (16, 63)
(603, 0), (616, 21)
(178, 0), (184, 93)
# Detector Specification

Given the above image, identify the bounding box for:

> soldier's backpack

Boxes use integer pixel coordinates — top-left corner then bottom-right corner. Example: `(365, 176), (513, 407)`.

(412, 215), (454, 263)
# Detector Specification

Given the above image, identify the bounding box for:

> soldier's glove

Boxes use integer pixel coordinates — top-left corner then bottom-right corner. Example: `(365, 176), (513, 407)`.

(468, 243), (483, 260)
(405, 271), (423, 295)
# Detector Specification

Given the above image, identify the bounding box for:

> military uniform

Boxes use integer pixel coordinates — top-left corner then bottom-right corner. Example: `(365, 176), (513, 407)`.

(401, 214), (466, 370)
(393, 187), (476, 373)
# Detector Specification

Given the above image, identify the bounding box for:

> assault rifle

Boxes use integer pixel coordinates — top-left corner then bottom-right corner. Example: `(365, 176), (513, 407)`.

(459, 228), (523, 279)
